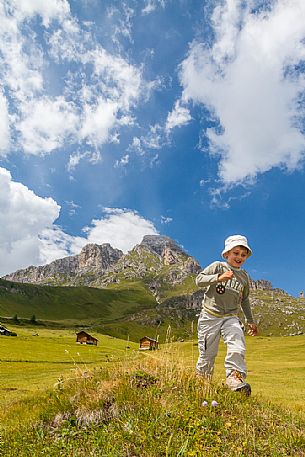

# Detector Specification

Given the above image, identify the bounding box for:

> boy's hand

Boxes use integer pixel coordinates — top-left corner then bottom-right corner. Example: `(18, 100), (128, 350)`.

(248, 324), (258, 336)
(218, 271), (234, 282)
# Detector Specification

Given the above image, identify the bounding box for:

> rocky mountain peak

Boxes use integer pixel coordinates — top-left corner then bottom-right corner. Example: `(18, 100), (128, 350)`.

(4, 242), (124, 284)
(139, 235), (184, 257)
(79, 243), (123, 270)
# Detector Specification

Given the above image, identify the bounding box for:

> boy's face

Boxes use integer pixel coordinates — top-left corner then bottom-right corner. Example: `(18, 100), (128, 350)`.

(224, 245), (249, 268)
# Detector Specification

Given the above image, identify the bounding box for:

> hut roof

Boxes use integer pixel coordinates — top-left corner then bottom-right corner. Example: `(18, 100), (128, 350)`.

(140, 336), (158, 343)
(76, 331), (98, 341)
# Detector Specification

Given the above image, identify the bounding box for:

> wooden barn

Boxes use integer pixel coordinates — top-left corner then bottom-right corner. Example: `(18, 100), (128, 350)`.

(76, 331), (98, 346)
(139, 336), (159, 351)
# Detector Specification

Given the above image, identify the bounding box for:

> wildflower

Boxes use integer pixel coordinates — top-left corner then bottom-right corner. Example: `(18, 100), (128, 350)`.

(211, 400), (219, 407)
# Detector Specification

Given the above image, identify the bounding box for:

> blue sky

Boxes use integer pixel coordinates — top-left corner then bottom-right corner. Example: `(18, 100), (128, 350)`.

(1, 0), (305, 297)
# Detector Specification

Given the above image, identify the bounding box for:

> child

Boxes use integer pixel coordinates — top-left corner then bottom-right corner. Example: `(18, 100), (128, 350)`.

(195, 235), (258, 395)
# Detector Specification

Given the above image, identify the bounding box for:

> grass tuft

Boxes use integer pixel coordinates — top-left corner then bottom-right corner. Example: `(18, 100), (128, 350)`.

(0, 357), (304, 456)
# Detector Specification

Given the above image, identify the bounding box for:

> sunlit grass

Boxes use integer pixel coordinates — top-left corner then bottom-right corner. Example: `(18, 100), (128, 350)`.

(0, 353), (304, 456)
(0, 326), (139, 407)
(151, 334), (305, 416)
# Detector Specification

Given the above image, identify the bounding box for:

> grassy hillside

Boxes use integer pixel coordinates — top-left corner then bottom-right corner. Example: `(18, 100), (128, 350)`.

(249, 289), (305, 336)
(1, 278), (304, 342)
(0, 278), (156, 323)
(0, 339), (304, 456)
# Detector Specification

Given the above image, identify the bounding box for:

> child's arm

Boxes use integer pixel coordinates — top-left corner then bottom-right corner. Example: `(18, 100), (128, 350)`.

(196, 262), (233, 287)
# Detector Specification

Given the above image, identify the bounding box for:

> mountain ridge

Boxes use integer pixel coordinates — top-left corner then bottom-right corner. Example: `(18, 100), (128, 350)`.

(3, 234), (282, 293)
(2, 235), (303, 340)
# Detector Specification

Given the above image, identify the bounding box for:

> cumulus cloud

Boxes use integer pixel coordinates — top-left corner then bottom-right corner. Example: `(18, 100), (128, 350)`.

(0, 166), (90, 275)
(39, 226), (86, 265)
(0, 173), (159, 274)
(38, 208), (159, 267)
(18, 96), (78, 154)
(0, 167), (60, 275)
(0, 0), (148, 159)
(80, 98), (118, 147)
(180, 0), (305, 184)
(83, 208), (159, 252)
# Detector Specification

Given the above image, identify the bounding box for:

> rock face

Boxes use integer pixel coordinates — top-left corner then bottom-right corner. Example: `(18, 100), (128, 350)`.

(4, 243), (123, 284)
(249, 278), (287, 294)
(140, 235), (184, 256)
(78, 244), (123, 271)
(3, 235), (201, 287)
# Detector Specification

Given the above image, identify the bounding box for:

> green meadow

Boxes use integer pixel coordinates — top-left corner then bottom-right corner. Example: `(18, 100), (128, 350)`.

(0, 326), (139, 407)
(0, 333), (303, 456)
(0, 328), (304, 455)
(159, 335), (305, 416)
(0, 327), (304, 415)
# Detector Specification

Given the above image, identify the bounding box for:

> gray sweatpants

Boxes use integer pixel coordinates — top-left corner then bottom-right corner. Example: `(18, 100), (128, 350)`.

(196, 309), (247, 378)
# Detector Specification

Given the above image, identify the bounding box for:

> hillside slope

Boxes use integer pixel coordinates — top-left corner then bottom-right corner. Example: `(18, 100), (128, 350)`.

(0, 276), (304, 341)
(0, 278), (156, 323)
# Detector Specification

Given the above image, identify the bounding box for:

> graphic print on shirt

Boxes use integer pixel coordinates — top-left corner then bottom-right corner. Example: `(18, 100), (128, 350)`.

(218, 270), (244, 297)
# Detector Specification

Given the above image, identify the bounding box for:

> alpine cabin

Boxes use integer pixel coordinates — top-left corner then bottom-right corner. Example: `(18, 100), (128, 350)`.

(76, 331), (98, 346)
(139, 336), (159, 350)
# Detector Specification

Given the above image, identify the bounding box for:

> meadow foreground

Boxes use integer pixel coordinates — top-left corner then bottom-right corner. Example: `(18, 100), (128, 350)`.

(0, 329), (304, 456)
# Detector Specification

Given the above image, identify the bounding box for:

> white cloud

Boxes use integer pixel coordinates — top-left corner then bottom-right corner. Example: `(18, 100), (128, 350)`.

(83, 208), (159, 252)
(0, 0), (69, 101)
(39, 226), (86, 264)
(106, 3), (135, 47)
(0, 167), (60, 275)
(80, 97), (118, 147)
(127, 125), (166, 160)
(128, 136), (145, 155)
(85, 48), (143, 110)
(38, 208), (159, 265)
(161, 215), (173, 224)
(0, 171), (160, 272)
(180, 0), (305, 184)
(165, 100), (192, 132)
(115, 154), (130, 168)
(0, 0), (151, 159)
(65, 200), (81, 216)
(67, 150), (92, 172)
(142, 0), (166, 15)
(142, 124), (164, 149)
(9, 0), (70, 26)
(18, 96), (78, 154)
(0, 90), (10, 154)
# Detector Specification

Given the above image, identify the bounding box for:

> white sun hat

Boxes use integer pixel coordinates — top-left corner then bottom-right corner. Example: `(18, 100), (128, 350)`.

(221, 235), (252, 258)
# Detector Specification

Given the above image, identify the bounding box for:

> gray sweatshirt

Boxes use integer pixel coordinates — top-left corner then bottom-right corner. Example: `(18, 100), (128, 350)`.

(195, 261), (255, 324)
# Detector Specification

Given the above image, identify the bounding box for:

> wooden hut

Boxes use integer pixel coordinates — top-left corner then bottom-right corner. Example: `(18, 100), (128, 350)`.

(139, 336), (159, 351)
(76, 331), (98, 346)
(0, 324), (17, 336)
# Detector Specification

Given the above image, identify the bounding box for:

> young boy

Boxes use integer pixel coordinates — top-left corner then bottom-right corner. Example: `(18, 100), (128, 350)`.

(195, 235), (258, 395)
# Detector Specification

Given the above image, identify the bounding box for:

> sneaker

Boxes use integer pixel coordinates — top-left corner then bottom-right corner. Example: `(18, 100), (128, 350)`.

(226, 370), (251, 396)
